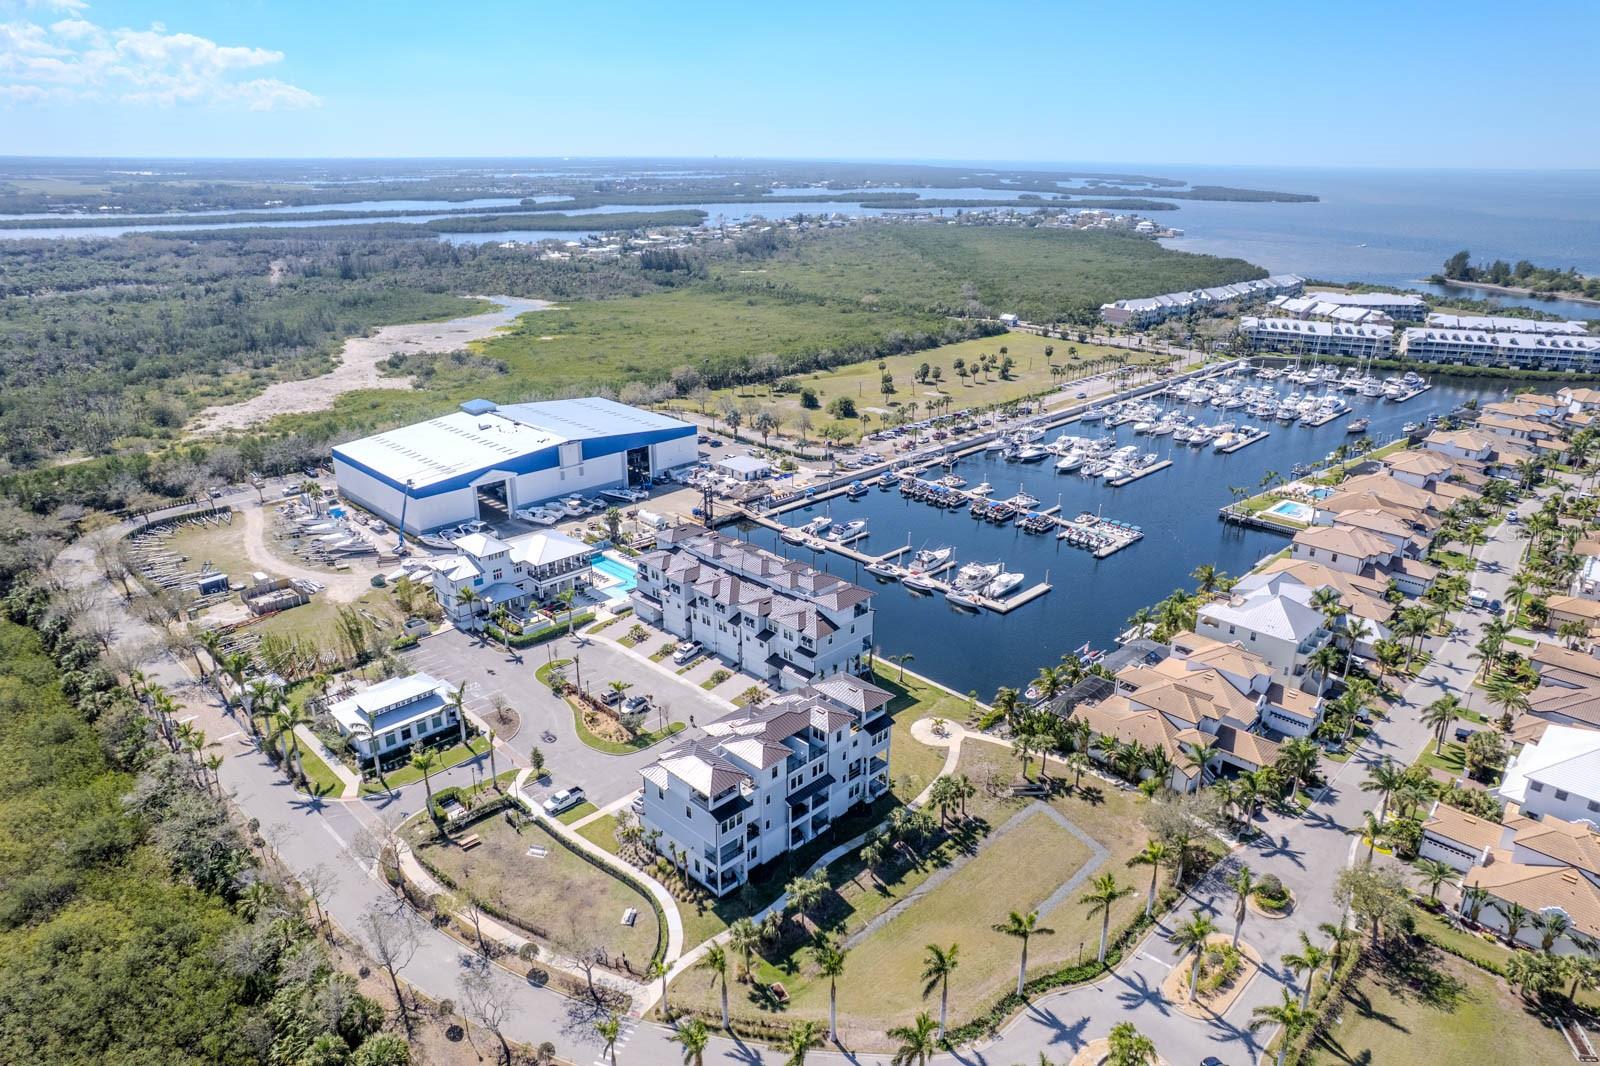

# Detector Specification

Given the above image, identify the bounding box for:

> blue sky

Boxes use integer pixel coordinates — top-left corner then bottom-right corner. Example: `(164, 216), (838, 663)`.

(3, 0), (1598, 168)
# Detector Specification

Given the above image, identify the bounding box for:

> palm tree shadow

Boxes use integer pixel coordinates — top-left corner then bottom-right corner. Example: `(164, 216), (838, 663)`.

(1113, 968), (1170, 1015)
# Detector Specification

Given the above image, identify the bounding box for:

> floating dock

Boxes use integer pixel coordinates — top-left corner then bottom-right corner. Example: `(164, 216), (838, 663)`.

(1299, 407), (1351, 428)
(1389, 384), (1431, 403)
(1106, 459), (1173, 488)
(1218, 428), (1271, 454)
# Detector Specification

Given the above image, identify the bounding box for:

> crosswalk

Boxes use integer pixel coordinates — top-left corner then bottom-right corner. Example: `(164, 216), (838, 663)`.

(592, 1016), (638, 1064)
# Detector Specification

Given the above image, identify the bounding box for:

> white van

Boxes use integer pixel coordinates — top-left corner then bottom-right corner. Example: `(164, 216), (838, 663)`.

(1468, 588), (1490, 609)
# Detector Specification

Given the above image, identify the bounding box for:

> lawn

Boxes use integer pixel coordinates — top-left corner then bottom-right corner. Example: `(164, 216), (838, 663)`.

(1305, 946), (1572, 1066)
(669, 738), (1156, 1048)
(361, 735), (491, 794)
(163, 515), (256, 584)
(577, 813), (623, 855)
(295, 743), (345, 796)
(404, 815), (660, 965)
(556, 800), (599, 825)
(665, 332), (1148, 442)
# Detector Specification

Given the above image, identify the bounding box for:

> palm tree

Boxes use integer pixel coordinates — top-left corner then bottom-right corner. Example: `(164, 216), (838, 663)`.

(1361, 758), (1406, 820)
(1360, 810), (1386, 862)
(887, 1011), (939, 1066)
(728, 916), (761, 982)
(784, 1020), (822, 1066)
(920, 943), (959, 1039)
(1535, 909), (1572, 952)
(410, 749), (439, 809)
(1421, 695), (1462, 755)
(1275, 737), (1320, 800)
(1250, 988), (1311, 1066)
(669, 1017), (710, 1065)
(1106, 1021), (1158, 1065)
(1129, 841), (1170, 916)
(594, 1015), (621, 1064)
(1282, 932), (1331, 1008)
(699, 943), (730, 1029)
(1495, 900), (1533, 946)
(1172, 912), (1217, 1000)
(888, 652), (916, 682)
(810, 935), (847, 1043)
(1414, 858), (1457, 901)
(1191, 562), (1226, 596)
(994, 909), (1054, 996)
(455, 584), (481, 625)
(1461, 885), (1492, 924)
(272, 704), (314, 782)
(1229, 865), (1257, 947)
(449, 681), (470, 747)
(1080, 874), (1132, 964)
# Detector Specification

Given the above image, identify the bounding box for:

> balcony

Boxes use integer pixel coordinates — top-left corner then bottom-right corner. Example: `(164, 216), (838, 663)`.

(703, 838), (743, 867)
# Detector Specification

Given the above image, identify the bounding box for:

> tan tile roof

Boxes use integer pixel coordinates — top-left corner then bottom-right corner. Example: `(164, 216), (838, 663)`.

(1464, 862), (1600, 940)
(1423, 802), (1503, 853)
(1182, 640), (1272, 680)
(1384, 450), (1455, 478)
(1212, 724), (1280, 769)
(1548, 596), (1600, 622)
(1424, 429), (1495, 453)
(1071, 696), (1208, 778)
(1532, 643), (1600, 679)
(1515, 817), (1600, 877)
(1294, 524), (1395, 560)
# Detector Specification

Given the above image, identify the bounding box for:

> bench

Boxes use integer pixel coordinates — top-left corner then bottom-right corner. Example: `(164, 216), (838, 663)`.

(525, 844), (550, 859)
(768, 982), (789, 1004)
(620, 907), (638, 927)
(458, 833), (483, 850)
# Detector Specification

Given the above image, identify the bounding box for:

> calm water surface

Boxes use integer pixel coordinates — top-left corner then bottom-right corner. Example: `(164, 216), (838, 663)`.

(738, 376), (1504, 697)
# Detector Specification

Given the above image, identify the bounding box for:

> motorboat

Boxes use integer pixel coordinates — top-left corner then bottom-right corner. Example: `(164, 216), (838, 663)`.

(846, 481), (869, 499)
(827, 519), (868, 542)
(952, 561), (1002, 591)
(971, 481), (994, 496)
(600, 487), (646, 504)
(984, 571), (1025, 599)
(1004, 489), (1041, 509)
(1055, 451), (1085, 472)
(1402, 421), (1421, 434)
(1348, 417), (1370, 434)
(945, 588), (983, 611)
(902, 573), (940, 594)
(517, 505), (563, 526)
(1079, 406), (1109, 422)
(864, 560), (903, 580)
(1012, 444), (1050, 463)
(909, 546), (954, 574)
(557, 496), (590, 518)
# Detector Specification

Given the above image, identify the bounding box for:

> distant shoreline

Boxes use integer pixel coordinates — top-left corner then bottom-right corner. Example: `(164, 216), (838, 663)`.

(1425, 276), (1600, 309)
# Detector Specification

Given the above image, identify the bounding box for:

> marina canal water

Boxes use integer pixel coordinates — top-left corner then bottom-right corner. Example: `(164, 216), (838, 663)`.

(734, 374), (1507, 697)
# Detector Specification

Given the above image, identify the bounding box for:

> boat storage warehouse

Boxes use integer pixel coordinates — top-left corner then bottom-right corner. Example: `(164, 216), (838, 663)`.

(331, 397), (698, 534)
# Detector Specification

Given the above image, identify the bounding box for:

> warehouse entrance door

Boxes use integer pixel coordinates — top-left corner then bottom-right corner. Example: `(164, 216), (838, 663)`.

(475, 479), (511, 524)
(626, 446), (651, 487)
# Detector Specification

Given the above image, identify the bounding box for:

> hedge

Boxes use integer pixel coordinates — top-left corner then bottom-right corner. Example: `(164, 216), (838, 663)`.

(1283, 944), (1366, 1066)
(486, 612), (594, 649)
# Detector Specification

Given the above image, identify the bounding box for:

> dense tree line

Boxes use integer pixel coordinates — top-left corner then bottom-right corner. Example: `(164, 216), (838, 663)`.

(0, 587), (410, 1065)
(1438, 249), (1600, 299)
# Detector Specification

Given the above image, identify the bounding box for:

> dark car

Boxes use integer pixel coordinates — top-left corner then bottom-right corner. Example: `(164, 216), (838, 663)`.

(1489, 598), (1504, 614)
(1455, 726), (1476, 742)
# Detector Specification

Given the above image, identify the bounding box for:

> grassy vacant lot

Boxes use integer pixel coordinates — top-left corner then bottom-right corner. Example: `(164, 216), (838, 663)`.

(362, 735), (490, 793)
(714, 225), (1265, 323)
(405, 815), (660, 963)
(670, 740), (1155, 1048)
(667, 332), (1152, 441)
(1307, 947), (1570, 1066)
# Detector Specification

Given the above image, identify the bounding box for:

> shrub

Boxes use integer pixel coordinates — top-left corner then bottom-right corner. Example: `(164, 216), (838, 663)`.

(1255, 873), (1289, 905)
(1196, 943), (1243, 995)
(799, 388), (820, 409)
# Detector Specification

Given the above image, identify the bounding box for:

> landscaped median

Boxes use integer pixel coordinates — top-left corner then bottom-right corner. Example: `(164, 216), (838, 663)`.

(536, 657), (686, 755)
(485, 611), (594, 649)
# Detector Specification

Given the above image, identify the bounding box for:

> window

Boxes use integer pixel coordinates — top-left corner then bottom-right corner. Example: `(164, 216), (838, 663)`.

(1531, 781), (1545, 792)
(686, 806), (692, 817)
(1555, 789), (1570, 801)
(1588, 799), (1599, 813)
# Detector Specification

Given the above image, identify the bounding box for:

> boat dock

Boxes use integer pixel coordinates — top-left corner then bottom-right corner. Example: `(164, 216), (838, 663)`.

(1390, 384), (1431, 403)
(1218, 428), (1271, 454)
(1106, 459), (1172, 488)
(1299, 406), (1351, 428)
(904, 575), (1055, 614)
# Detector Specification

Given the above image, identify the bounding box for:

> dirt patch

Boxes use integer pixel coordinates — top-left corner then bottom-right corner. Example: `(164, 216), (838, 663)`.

(189, 295), (553, 434)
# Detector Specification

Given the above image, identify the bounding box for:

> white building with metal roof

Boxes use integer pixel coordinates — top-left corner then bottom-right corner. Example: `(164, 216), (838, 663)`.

(331, 397), (698, 534)
(1241, 316), (1394, 358)
(327, 672), (460, 766)
(1099, 274), (1304, 328)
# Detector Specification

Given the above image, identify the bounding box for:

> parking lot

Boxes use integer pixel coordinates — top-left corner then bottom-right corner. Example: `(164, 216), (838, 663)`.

(400, 625), (737, 811)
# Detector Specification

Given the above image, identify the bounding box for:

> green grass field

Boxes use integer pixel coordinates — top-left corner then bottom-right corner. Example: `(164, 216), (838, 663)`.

(404, 816), (660, 963)
(1307, 948), (1570, 1066)
(667, 332), (1151, 442)
(714, 225), (1265, 324)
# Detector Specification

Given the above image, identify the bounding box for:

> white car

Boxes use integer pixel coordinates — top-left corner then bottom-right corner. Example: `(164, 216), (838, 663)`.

(542, 787), (587, 816)
(672, 641), (704, 665)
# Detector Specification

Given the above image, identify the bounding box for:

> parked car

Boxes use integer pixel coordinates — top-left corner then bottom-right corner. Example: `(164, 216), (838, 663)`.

(1076, 390), (1089, 398)
(1468, 588), (1490, 609)
(600, 688), (624, 706)
(1489, 598), (1504, 615)
(624, 695), (651, 714)
(1507, 511), (1520, 523)
(542, 786), (586, 815)
(672, 640), (704, 665)
(1454, 726), (1476, 743)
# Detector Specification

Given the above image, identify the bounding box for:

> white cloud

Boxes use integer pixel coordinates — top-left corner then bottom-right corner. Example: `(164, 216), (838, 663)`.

(0, 9), (319, 109)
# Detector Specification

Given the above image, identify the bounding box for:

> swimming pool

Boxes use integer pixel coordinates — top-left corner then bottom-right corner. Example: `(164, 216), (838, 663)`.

(591, 554), (638, 599)
(1265, 500), (1315, 523)
(1307, 487), (1333, 501)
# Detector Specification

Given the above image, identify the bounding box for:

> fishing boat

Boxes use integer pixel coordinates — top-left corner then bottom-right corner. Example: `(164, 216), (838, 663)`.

(827, 519), (868, 542)
(945, 589), (983, 611)
(1347, 417), (1370, 434)
(952, 561), (1001, 591)
(984, 571), (1025, 599)
(864, 560), (903, 580)
(845, 481), (868, 499)
(909, 546), (954, 574)
(1004, 488), (1041, 509)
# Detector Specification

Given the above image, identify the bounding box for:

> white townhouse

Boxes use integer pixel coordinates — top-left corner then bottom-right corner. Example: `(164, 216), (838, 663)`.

(638, 675), (893, 895)
(1196, 575), (1333, 689)
(632, 526), (874, 690)
(427, 528), (594, 629)
(1401, 327), (1600, 371)
(1099, 274), (1304, 328)
(327, 672), (459, 764)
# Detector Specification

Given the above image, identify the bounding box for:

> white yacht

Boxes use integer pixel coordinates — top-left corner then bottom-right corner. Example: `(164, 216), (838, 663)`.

(952, 561), (1002, 591)
(909, 546), (954, 573)
(984, 571), (1026, 599)
(1056, 450), (1085, 472)
(826, 519), (868, 542)
(970, 481), (994, 496)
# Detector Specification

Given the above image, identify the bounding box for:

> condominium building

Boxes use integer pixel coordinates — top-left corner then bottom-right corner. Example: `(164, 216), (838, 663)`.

(1401, 327), (1600, 371)
(1277, 290), (1428, 321)
(1426, 313), (1591, 336)
(632, 526), (874, 690)
(1239, 316), (1394, 358)
(1099, 274), (1304, 328)
(638, 675), (893, 894)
